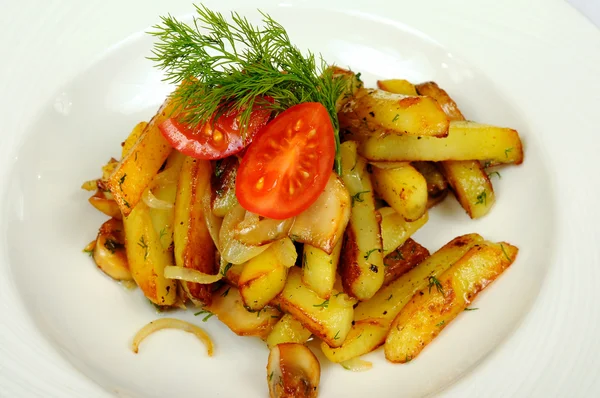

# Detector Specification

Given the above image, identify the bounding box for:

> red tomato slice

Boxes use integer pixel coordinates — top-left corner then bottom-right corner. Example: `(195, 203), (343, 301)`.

(236, 102), (335, 219)
(159, 102), (272, 160)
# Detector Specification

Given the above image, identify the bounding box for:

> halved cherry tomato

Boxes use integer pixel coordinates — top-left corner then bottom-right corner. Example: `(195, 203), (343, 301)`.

(159, 101), (272, 160)
(236, 102), (335, 219)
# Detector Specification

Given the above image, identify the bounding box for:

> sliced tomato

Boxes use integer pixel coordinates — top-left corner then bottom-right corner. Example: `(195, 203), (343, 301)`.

(159, 101), (272, 160)
(236, 102), (335, 219)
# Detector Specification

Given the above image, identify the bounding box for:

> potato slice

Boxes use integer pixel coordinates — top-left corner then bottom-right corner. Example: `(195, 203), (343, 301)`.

(173, 156), (217, 305)
(302, 239), (342, 300)
(123, 201), (177, 305)
(379, 207), (428, 256)
(273, 268), (354, 347)
(377, 79), (417, 96)
(321, 234), (483, 362)
(385, 241), (518, 363)
(329, 66), (364, 112)
(205, 285), (281, 338)
(339, 88), (449, 137)
(411, 161), (449, 209)
(359, 120), (524, 164)
(239, 242), (289, 311)
(288, 173), (351, 254)
(383, 238), (430, 286)
(121, 121), (148, 159)
(267, 314), (312, 349)
(108, 98), (175, 215)
(415, 82), (496, 218)
(93, 218), (131, 281)
(339, 141), (384, 300)
(371, 163), (428, 221)
(267, 343), (320, 398)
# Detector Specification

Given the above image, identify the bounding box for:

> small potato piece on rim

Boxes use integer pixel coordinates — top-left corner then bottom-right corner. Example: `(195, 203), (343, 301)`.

(267, 343), (320, 398)
(267, 314), (312, 349)
(93, 218), (131, 281)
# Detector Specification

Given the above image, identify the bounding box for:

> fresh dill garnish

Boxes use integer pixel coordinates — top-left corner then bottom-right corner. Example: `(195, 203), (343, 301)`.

(464, 307), (479, 311)
(500, 243), (511, 261)
(333, 330), (340, 340)
(487, 171), (501, 179)
(427, 275), (444, 295)
(221, 287), (231, 297)
(149, 5), (350, 173)
(350, 190), (370, 206)
(83, 248), (94, 257)
(475, 191), (487, 205)
(159, 227), (168, 241)
(137, 235), (149, 260)
(364, 248), (381, 261)
(194, 309), (214, 322)
(313, 299), (329, 308)
(221, 262), (233, 276)
(104, 238), (123, 254)
(504, 147), (513, 158)
(436, 320), (445, 327)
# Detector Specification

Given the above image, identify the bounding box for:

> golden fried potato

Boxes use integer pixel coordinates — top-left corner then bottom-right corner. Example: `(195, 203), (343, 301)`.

(173, 156), (217, 305)
(339, 141), (384, 300)
(267, 314), (312, 349)
(359, 120), (524, 164)
(302, 240), (342, 300)
(273, 268), (355, 347)
(379, 207), (428, 257)
(371, 163), (428, 221)
(267, 343), (320, 398)
(329, 66), (364, 112)
(377, 79), (417, 96)
(321, 233), (483, 362)
(205, 285), (281, 339)
(121, 121), (148, 159)
(415, 81), (464, 120)
(339, 88), (449, 137)
(385, 241), (518, 363)
(383, 238), (430, 286)
(108, 98), (176, 215)
(93, 218), (131, 280)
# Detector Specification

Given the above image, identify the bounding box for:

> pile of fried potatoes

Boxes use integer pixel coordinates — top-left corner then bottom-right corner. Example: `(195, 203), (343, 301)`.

(82, 68), (521, 397)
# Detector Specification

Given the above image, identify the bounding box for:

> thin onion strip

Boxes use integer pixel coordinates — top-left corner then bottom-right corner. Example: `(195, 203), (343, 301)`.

(164, 266), (223, 284)
(131, 318), (213, 356)
(142, 189), (173, 210)
(340, 357), (373, 372)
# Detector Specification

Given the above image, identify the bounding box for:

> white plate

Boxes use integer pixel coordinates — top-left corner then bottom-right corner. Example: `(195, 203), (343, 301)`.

(1, 0), (599, 397)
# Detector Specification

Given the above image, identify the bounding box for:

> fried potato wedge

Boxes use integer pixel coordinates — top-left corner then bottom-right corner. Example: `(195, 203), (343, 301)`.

(273, 268), (355, 347)
(121, 121), (148, 159)
(267, 314), (312, 349)
(173, 156), (217, 305)
(385, 241), (518, 363)
(108, 99), (175, 215)
(289, 173), (351, 254)
(339, 88), (449, 137)
(377, 79), (417, 96)
(321, 233), (483, 362)
(359, 120), (524, 164)
(123, 201), (177, 305)
(383, 238), (430, 286)
(239, 242), (289, 311)
(206, 285), (281, 339)
(302, 240), (342, 300)
(371, 163), (428, 221)
(339, 141), (384, 300)
(93, 218), (131, 281)
(415, 82), (496, 218)
(379, 207), (428, 257)
(411, 161), (449, 209)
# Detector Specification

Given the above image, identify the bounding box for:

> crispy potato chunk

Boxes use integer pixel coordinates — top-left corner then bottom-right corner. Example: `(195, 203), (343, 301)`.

(173, 156), (217, 305)
(273, 268), (355, 347)
(339, 88), (449, 137)
(379, 207), (428, 257)
(371, 163), (428, 221)
(121, 121), (148, 159)
(415, 82), (465, 120)
(376, 79), (417, 96)
(321, 234), (483, 362)
(359, 120), (524, 164)
(108, 99), (175, 215)
(383, 238), (430, 286)
(302, 240), (342, 300)
(384, 241), (518, 363)
(206, 286), (280, 338)
(267, 314), (312, 349)
(339, 142), (384, 300)
(267, 343), (320, 398)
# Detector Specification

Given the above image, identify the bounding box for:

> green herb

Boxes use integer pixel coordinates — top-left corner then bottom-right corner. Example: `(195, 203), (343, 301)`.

(149, 5), (350, 173)
(388, 250), (404, 261)
(487, 171), (501, 179)
(364, 248), (381, 261)
(194, 310), (214, 322)
(122, 198), (131, 208)
(483, 160), (492, 168)
(137, 235), (149, 260)
(221, 287), (231, 297)
(159, 227), (168, 241)
(351, 190), (370, 206)
(386, 294), (393, 301)
(83, 248), (94, 257)
(269, 372), (274, 382)
(475, 191), (487, 206)
(118, 174), (127, 191)
(255, 308), (264, 318)
(464, 307), (479, 311)
(392, 114), (400, 122)
(436, 320), (445, 327)
(405, 355), (412, 363)
(221, 262), (233, 276)
(504, 147), (513, 158)
(500, 243), (511, 261)
(214, 159), (225, 178)
(333, 330), (340, 340)
(313, 299), (329, 308)
(104, 238), (123, 254)
(427, 275), (444, 295)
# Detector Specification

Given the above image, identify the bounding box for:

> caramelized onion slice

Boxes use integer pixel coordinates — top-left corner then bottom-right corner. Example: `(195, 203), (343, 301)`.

(131, 318), (213, 356)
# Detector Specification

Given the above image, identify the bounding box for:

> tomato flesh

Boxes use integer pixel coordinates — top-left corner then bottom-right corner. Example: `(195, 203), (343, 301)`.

(236, 102), (335, 219)
(159, 103), (271, 160)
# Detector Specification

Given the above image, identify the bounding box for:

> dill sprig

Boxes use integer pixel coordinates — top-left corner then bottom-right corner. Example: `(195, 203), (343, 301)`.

(149, 5), (349, 172)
